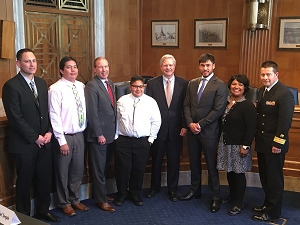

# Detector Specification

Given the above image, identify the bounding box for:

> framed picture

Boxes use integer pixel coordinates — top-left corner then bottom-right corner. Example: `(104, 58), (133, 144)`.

(151, 20), (179, 47)
(278, 17), (300, 50)
(194, 18), (228, 48)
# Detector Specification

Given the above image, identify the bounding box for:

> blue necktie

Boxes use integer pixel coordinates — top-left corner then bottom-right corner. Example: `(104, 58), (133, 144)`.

(197, 78), (207, 102)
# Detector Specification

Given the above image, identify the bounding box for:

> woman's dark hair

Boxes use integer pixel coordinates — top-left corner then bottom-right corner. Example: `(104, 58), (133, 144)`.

(227, 74), (250, 94)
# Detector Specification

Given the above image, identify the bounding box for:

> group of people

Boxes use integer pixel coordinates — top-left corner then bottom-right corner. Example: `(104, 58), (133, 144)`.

(2, 48), (294, 223)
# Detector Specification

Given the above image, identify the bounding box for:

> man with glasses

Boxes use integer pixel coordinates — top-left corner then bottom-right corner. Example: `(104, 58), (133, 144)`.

(113, 75), (161, 207)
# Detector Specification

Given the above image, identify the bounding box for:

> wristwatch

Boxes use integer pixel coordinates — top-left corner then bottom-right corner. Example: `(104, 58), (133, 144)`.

(242, 145), (250, 150)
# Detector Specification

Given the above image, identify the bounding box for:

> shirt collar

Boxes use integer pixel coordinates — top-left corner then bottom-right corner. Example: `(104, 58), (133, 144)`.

(266, 80), (278, 91)
(201, 73), (214, 81)
(163, 75), (174, 83)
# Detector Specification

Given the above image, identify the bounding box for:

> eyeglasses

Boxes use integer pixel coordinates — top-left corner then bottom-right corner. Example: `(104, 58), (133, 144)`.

(131, 85), (144, 89)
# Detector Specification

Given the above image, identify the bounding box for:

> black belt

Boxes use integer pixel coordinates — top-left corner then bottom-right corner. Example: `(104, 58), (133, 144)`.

(119, 135), (148, 140)
(64, 133), (77, 136)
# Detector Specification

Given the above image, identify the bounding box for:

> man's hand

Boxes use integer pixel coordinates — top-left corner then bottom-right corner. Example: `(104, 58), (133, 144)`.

(43, 132), (52, 144)
(189, 123), (201, 135)
(98, 135), (106, 145)
(35, 135), (46, 148)
(180, 128), (187, 137)
(60, 144), (70, 156)
(272, 146), (281, 154)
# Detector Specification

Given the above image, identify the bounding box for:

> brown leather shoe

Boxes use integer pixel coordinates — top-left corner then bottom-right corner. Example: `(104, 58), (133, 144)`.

(62, 205), (76, 217)
(97, 202), (115, 212)
(72, 202), (89, 212)
(106, 195), (114, 202)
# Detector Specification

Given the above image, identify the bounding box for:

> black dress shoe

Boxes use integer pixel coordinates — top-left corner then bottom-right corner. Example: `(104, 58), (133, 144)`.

(130, 195), (143, 206)
(179, 190), (201, 201)
(253, 205), (267, 212)
(168, 191), (178, 202)
(35, 212), (60, 222)
(210, 200), (220, 213)
(144, 189), (156, 198)
(113, 195), (126, 206)
(228, 206), (243, 216)
(252, 213), (278, 222)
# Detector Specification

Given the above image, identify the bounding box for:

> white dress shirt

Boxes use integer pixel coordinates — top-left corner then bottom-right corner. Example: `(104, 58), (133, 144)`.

(116, 93), (161, 143)
(48, 77), (87, 146)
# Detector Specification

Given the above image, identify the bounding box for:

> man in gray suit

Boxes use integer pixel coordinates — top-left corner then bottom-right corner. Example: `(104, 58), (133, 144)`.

(85, 57), (116, 212)
(180, 53), (227, 213)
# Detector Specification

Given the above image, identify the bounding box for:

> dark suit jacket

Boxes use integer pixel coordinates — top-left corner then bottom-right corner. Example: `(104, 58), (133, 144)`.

(2, 73), (52, 154)
(255, 81), (294, 154)
(146, 75), (188, 141)
(183, 75), (227, 139)
(85, 76), (116, 144)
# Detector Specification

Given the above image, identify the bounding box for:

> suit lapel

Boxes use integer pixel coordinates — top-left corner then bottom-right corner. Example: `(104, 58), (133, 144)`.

(156, 76), (167, 106)
(172, 76), (182, 106)
(17, 73), (40, 109)
(198, 76), (214, 104)
(95, 76), (114, 106)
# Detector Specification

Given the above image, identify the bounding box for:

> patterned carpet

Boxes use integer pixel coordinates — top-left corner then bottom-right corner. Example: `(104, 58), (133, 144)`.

(48, 185), (300, 225)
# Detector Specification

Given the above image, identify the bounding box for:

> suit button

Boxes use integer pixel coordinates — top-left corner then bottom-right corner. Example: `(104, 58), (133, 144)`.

(41, 117), (43, 120)
(262, 123), (264, 125)
(263, 114), (265, 117)
(262, 131), (264, 133)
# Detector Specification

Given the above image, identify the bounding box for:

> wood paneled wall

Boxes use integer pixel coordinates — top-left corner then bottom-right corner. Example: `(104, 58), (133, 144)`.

(138, 0), (300, 90)
(104, 0), (141, 82)
(0, 0), (15, 97)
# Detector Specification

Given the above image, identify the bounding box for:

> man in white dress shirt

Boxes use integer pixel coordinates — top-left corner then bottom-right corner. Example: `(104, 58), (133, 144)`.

(48, 56), (89, 217)
(113, 75), (161, 207)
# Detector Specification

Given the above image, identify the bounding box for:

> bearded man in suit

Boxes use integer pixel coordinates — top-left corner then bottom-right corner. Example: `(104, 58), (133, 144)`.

(2, 48), (59, 222)
(144, 54), (188, 202)
(180, 53), (227, 213)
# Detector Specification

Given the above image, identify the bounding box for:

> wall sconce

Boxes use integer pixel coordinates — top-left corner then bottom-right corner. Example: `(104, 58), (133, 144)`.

(246, 0), (273, 32)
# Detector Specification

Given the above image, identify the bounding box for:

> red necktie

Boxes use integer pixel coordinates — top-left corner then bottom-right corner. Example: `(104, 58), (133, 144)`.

(105, 81), (114, 105)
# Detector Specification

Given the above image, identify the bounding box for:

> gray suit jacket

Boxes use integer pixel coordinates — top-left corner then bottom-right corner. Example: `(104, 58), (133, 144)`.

(183, 75), (227, 139)
(84, 76), (116, 144)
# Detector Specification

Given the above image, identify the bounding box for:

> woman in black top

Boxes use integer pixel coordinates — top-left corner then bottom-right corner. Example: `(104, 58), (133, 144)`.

(217, 74), (257, 215)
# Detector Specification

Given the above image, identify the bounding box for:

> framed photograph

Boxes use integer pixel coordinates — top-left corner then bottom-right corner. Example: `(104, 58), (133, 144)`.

(151, 20), (179, 47)
(194, 18), (228, 48)
(278, 17), (300, 50)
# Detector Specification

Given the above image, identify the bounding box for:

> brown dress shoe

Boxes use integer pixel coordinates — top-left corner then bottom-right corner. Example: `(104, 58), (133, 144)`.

(106, 195), (114, 202)
(72, 202), (89, 212)
(62, 205), (76, 216)
(97, 202), (115, 212)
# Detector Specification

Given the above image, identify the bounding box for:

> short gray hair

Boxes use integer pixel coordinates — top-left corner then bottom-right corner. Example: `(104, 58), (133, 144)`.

(159, 54), (176, 66)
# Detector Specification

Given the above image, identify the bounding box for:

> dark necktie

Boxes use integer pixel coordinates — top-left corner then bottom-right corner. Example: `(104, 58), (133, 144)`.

(263, 88), (268, 98)
(197, 78), (207, 102)
(105, 81), (114, 105)
(30, 81), (39, 106)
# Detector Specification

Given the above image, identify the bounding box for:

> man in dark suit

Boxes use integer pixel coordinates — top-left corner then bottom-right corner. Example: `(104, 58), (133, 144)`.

(85, 57), (116, 212)
(2, 48), (59, 222)
(252, 61), (294, 222)
(181, 53), (227, 213)
(144, 54), (188, 201)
